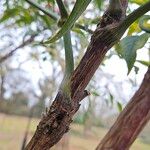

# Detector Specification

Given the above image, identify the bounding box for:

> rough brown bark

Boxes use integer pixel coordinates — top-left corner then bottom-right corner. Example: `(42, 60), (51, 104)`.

(25, 1), (128, 149)
(96, 67), (150, 150)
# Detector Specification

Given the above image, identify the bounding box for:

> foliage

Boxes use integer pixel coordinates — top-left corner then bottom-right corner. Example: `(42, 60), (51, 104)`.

(0, 0), (150, 132)
(118, 33), (150, 74)
(1, 0), (149, 75)
(46, 0), (92, 43)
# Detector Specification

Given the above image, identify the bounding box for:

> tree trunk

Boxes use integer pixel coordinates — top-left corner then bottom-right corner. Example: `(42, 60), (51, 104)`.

(96, 67), (150, 150)
(25, 1), (128, 149)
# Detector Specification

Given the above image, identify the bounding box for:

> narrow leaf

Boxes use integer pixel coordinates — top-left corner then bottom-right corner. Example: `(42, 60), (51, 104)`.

(129, 0), (149, 5)
(117, 102), (122, 112)
(94, 0), (103, 10)
(0, 8), (20, 23)
(45, 0), (92, 43)
(127, 21), (141, 35)
(92, 91), (100, 96)
(137, 60), (150, 66)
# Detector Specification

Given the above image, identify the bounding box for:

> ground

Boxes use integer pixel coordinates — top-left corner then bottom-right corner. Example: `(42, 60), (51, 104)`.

(0, 113), (150, 150)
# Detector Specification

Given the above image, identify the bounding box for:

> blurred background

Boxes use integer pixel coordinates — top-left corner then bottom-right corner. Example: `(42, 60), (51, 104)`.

(0, 0), (150, 149)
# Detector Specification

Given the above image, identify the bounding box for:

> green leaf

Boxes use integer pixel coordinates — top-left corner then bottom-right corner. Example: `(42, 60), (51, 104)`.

(127, 21), (141, 35)
(114, 43), (122, 58)
(16, 9), (34, 25)
(91, 91), (100, 96)
(119, 33), (150, 74)
(137, 60), (150, 66)
(40, 15), (54, 27)
(45, 0), (92, 43)
(72, 28), (85, 37)
(129, 0), (149, 5)
(139, 15), (150, 33)
(0, 6), (35, 26)
(94, 0), (103, 10)
(0, 8), (20, 23)
(117, 102), (122, 112)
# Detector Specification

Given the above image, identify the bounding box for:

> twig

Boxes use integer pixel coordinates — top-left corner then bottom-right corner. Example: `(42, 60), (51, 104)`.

(25, 0), (93, 34)
(0, 34), (37, 64)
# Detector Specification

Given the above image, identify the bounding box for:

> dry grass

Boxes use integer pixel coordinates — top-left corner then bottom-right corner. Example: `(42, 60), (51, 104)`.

(0, 113), (150, 150)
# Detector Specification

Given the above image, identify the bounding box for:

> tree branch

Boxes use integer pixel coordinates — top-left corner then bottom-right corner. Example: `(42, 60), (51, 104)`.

(25, 0), (128, 149)
(74, 23), (94, 34)
(25, 0), (150, 149)
(124, 1), (150, 28)
(0, 34), (37, 64)
(96, 66), (150, 150)
(25, 0), (93, 34)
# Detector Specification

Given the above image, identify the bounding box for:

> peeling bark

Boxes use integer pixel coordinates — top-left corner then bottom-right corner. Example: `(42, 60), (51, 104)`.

(96, 67), (150, 150)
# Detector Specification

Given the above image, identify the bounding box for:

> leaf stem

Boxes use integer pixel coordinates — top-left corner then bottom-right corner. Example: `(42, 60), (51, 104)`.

(75, 23), (93, 34)
(55, 0), (74, 76)
(55, 0), (74, 99)
(63, 31), (74, 76)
